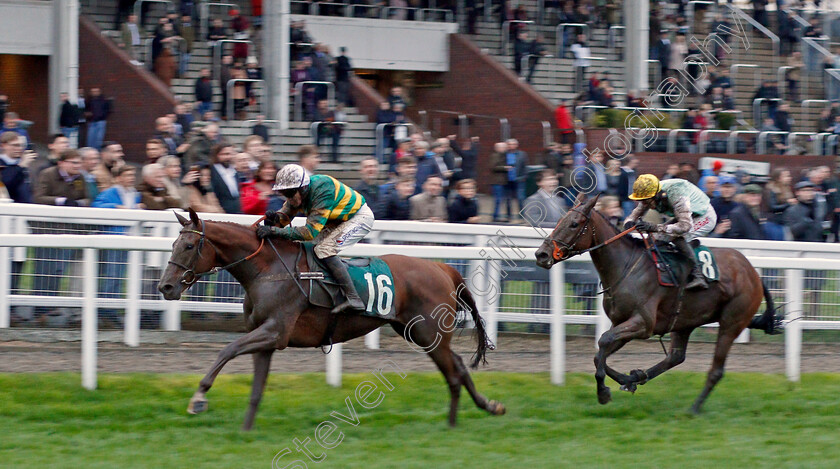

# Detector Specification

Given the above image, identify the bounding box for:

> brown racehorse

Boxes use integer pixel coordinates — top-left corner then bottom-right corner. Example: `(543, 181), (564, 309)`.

(157, 209), (505, 430)
(534, 194), (781, 413)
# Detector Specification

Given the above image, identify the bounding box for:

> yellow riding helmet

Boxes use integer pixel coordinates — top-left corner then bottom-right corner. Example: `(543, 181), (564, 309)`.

(629, 174), (661, 200)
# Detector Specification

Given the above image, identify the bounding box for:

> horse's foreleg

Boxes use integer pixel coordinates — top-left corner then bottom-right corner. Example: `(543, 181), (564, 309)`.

(188, 320), (280, 415)
(595, 316), (650, 405)
(451, 352), (505, 417)
(691, 325), (739, 414)
(620, 330), (690, 393)
(241, 350), (274, 431)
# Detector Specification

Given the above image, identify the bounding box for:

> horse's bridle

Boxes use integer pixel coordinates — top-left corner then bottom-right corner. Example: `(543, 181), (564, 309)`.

(167, 218), (266, 286)
(550, 206), (637, 262)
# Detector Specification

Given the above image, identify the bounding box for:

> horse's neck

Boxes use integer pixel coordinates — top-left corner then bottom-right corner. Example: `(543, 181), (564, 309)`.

(205, 222), (265, 286)
(587, 213), (638, 288)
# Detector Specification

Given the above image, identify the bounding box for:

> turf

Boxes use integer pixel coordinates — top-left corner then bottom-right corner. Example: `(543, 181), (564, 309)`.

(2, 371), (840, 468)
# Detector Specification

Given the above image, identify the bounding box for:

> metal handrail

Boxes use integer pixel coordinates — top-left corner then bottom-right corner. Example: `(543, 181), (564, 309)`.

(646, 60), (662, 91)
(458, 114), (469, 140)
(226, 79), (265, 120)
(212, 39), (254, 80)
(575, 128), (585, 145)
(418, 9), (454, 22)
(829, 134), (840, 156)
(293, 81), (336, 121)
(757, 131), (789, 154)
(777, 66), (794, 99)
(687, 1), (715, 36)
(200, 2), (237, 39)
(500, 118), (510, 141)
(697, 130), (731, 153)
(815, 132), (833, 156)
(729, 4), (780, 71)
(381, 6), (419, 20)
(417, 110), (428, 130)
(502, 20), (534, 55)
(666, 129), (701, 154)
(346, 4), (379, 18)
(574, 105), (608, 121)
(310, 121), (348, 145)
(542, 121), (551, 148)
(290, 1), (312, 14)
(730, 64), (761, 96)
(608, 25), (624, 50)
(134, 0), (172, 26)
(375, 122), (414, 161)
(753, 98), (784, 125)
(786, 132), (818, 155)
(728, 130), (759, 154)
(557, 23), (589, 57)
(241, 119), (280, 128)
(626, 127), (671, 153)
(802, 99), (829, 128)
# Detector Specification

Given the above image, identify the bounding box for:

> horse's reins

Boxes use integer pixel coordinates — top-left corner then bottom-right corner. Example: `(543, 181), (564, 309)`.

(168, 217), (267, 286)
(551, 206), (638, 262)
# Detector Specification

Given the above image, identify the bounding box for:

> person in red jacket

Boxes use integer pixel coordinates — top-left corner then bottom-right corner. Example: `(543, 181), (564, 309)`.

(239, 160), (281, 214)
(554, 99), (574, 144)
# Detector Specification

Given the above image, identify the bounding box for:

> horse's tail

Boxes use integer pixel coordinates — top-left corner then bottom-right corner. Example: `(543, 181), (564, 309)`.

(443, 265), (494, 368)
(748, 281), (784, 335)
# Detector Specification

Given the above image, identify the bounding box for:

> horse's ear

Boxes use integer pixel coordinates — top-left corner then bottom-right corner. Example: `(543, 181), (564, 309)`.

(188, 207), (200, 226)
(574, 191), (587, 205)
(175, 211), (189, 226)
(583, 192), (601, 211)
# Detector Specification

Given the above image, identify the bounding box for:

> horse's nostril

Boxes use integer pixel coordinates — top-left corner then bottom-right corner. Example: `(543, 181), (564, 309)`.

(536, 251), (549, 262)
(159, 284), (174, 294)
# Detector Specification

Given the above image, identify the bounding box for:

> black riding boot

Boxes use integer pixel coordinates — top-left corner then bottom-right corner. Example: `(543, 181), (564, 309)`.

(322, 255), (366, 313)
(674, 238), (708, 290)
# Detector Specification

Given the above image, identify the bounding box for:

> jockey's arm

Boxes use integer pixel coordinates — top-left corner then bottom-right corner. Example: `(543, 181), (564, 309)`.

(655, 197), (693, 236)
(623, 202), (649, 226)
(274, 200), (330, 241)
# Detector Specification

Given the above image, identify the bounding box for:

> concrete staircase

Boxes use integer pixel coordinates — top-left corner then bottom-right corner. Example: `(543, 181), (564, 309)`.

(79, 0), (379, 185)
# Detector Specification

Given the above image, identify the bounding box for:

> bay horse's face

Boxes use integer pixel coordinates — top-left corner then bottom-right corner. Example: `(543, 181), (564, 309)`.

(158, 209), (218, 300)
(535, 194), (600, 269)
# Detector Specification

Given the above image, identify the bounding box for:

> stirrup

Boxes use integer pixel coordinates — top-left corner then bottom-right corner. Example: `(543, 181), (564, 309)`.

(686, 272), (709, 290)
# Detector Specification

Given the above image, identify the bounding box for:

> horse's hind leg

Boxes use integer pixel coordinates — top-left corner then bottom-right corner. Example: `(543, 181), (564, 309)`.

(451, 352), (505, 416)
(188, 320), (279, 415)
(691, 325), (739, 414)
(241, 350), (274, 431)
(621, 330), (691, 392)
(595, 315), (650, 405)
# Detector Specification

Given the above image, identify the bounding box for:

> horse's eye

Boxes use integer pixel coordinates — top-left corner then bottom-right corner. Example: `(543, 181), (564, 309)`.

(185, 244), (195, 250)
(570, 222), (579, 228)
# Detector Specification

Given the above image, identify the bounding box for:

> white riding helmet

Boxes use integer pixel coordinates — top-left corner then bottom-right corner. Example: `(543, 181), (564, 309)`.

(272, 164), (310, 191)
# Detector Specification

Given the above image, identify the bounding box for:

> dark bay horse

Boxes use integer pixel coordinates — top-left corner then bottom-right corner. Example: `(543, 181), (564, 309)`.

(158, 209), (505, 430)
(534, 194), (781, 413)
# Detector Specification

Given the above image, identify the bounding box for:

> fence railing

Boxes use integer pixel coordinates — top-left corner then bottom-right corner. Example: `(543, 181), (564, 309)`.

(226, 79), (264, 119)
(293, 81), (335, 121)
(310, 120), (348, 146)
(556, 23), (589, 57)
(502, 20), (533, 55)
(200, 2), (237, 38)
(375, 122), (414, 162)
(212, 39), (254, 80)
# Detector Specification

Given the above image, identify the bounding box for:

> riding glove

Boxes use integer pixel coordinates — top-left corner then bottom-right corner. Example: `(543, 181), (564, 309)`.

(264, 210), (279, 226)
(256, 225), (282, 239)
(634, 220), (656, 232)
(623, 220), (635, 230)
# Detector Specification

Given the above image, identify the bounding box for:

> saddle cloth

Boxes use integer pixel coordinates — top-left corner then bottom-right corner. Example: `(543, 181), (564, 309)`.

(650, 241), (719, 288)
(301, 242), (397, 319)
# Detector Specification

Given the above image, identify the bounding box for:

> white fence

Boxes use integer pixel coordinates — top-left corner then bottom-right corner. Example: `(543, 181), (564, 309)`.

(3, 204), (840, 389)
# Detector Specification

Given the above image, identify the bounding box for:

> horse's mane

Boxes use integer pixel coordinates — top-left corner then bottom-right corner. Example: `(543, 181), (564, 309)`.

(591, 209), (646, 249)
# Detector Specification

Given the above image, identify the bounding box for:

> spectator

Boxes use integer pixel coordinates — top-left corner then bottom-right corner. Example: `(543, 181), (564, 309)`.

(206, 17), (228, 46)
(654, 30), (671, 83)
(387, 86), (406, 109)
(711, 176), (740, 220)
(230, 63), (248, 119)
(152, 22), (179, 86)
(0, 132), (35, 203)
(786, 52), (804, 102)
(753, 0), (768, 27)
(154, 116), (186, 156)
(724, 184), (768, 240)
(522, 169), (564, 228)
(297, 144), (321, 174)
(159, 155), (189, 208)
(183, 123), (219, 169)
(570, 33), (591, 90)
(186, 163), (225, 213)
(430, 139), (456, 191)
(760, 117), (787, 154)
(662, 163), (680, 180)
(449, 135), (479, 181)
(90, 141), (124, 191)
(774, 103), (794, 133)
(234, 151), (255, 184)
(243, 134), (265, 159)
(230, 9), (250, 60)
(194, 69), (214, 118)
(209, 143), (241, 213)
(669, 34), (688, 78)
(554, 100), (574, 144)
(138, 163), (181, 210)
(178, 15), (195, 77)
(491, 141), (519, 222)
(722, 88), (736, 111)
(219, 55), (234, 119)
(525, 34), (547, 84)
(144, 138), (167, 165)
(763, 167), (795, 240)
(784, 181), (824, 242)
(79, 147), (101, 200)
(32, 134), (70, 186)
(93, 165), (141, 209)
(119, 13), (146, 62)
(335, 47), (353, 106)
(448, 179), (480, 223)
(251, 115), (270, 142)
(753, 80), (780, 120)
(513, 30), (530, 77)
(34, 149), (90, 206)
(58, 92), (80, 148)
(2, 112), (30, 149)
(603, 159), (629, 205)
(313, 99), (342, 162)
(378, 176), (414, 220)
(620, 156), (639, 215)
(353, 158), (380, 211)
(377, 155), (418, 217)
(410, 176), (447, 222)
(240, 160), (281, 214)
(699, 159), (724, 193)
(85, 88), (111, 150)
(703, 175), (719, 199)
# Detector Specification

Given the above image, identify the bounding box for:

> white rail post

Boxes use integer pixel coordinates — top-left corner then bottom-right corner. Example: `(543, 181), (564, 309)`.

(124, 224), (143, 346)
(364, 232), (380, 350)
(82, 248), (98, 390)
(485, 258), (502, 345)
(0, 213), (11, 328)
(326, 343), (342, 387)
(550, 263), (565, 385)
(785, 269), (803, 382)
(595, 286), (610, 349)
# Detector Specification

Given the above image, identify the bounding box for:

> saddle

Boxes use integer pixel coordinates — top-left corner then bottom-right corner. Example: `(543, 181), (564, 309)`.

(647, 239), (719, 288)
(299, 242), (397, 320)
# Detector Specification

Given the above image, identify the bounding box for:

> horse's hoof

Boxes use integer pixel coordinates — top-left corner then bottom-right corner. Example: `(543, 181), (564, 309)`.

(487, 400), (506, 416)
(597, 387), (612, 405)
(620, 383), (637, 393)
(629, 369), (648, 385)
(188, 395), (208, 414)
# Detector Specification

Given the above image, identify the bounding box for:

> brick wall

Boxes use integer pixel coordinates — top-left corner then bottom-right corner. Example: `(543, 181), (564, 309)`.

(409, 34), (556, 191)
(78, 16), (176, 162)
(0, 54), (49, 143)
